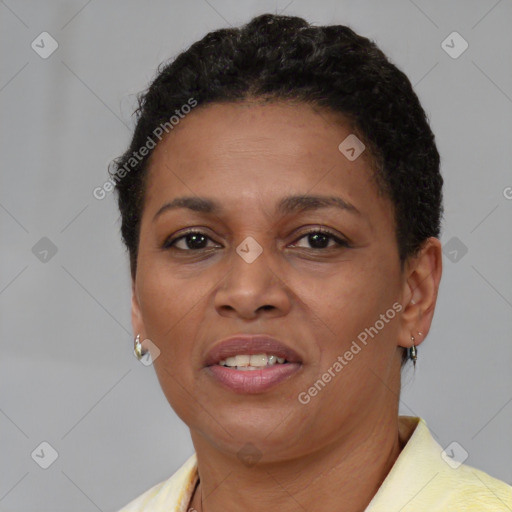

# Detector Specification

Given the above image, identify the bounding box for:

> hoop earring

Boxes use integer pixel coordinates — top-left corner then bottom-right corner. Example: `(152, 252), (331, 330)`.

(134, 334), (144, 360)
(408, 335), (418, 368)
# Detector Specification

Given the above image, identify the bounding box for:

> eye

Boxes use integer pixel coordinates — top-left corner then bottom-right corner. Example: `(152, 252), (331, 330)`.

(163, 227), (350, 252)
(163, 230), (220, 251)
(290, 228), (350, 250)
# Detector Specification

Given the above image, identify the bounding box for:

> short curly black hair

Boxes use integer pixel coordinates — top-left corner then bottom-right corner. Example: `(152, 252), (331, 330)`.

(110, 13), (443, 366)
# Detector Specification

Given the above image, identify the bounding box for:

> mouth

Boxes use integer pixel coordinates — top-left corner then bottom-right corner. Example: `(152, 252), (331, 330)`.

(204, 335), (303, 394)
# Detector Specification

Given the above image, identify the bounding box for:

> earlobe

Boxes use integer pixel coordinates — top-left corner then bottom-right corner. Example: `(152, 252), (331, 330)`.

(397, 237), (443, 350)
(131, 279), (145, 339)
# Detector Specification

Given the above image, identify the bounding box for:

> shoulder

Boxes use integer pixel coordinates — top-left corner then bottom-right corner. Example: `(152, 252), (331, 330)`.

(434, 461), (512, 510)
(415, 418), (512, 510)
(116, 454), (198, 512)
(369, 417), (512, 512)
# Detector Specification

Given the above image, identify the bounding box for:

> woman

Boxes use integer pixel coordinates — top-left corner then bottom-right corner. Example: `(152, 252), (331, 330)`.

(113, 13), (512, 512)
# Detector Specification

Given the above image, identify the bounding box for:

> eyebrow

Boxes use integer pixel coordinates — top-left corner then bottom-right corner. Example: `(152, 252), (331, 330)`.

(153, 194), (362, 222)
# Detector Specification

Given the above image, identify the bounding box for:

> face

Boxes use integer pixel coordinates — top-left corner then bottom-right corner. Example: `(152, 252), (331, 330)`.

(132, 101), (423, 461)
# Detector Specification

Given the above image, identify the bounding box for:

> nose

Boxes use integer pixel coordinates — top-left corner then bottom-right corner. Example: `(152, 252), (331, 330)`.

(214, 244), (292, 320)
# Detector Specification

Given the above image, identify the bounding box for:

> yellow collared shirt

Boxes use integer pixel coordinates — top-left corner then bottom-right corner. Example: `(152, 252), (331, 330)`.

(117, 416), (512, 511)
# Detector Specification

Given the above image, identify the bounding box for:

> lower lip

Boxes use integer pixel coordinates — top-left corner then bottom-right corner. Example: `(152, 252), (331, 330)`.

(206, 363), (301, 393)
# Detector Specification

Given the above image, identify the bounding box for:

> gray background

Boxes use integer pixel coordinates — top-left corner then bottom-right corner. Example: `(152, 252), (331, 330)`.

(1, 0), (511, 510)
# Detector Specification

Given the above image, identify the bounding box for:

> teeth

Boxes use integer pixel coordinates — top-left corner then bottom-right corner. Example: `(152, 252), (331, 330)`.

(235, 355), (250, 367)
(218, 354), (287, 368)
(249, 354), (267, 367)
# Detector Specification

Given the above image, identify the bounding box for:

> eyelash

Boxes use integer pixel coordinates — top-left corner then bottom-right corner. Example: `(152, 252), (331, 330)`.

(163, 227), (350, 252)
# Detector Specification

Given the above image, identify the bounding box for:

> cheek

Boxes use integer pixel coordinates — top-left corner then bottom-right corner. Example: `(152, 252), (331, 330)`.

(136, 265), (207, 424)
(139, 276), (179, 334)
(318, 266), (385, 326)
(136, 260), (202, 354)
(313, 258), (401, 363)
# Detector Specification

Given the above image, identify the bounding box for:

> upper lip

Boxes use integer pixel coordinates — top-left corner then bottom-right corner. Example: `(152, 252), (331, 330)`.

(204, 335), (302, 366)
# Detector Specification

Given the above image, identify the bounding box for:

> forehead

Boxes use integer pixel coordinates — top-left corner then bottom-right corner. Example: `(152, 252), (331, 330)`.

(149, 101), (360, 169)
(143, 101), (393, 230)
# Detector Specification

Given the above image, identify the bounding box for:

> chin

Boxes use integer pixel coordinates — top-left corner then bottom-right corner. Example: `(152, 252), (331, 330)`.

(196, 403), (310, 454)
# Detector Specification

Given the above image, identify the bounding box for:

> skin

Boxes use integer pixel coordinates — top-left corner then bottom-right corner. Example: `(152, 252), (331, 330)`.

(131, 101), (442, 512)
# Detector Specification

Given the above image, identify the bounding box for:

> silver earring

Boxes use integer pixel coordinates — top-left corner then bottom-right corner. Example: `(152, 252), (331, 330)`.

(408, 335), (417, 368)
(134, 334), (144, 360)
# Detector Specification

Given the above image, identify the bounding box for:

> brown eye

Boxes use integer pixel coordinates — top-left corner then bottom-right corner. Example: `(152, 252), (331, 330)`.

(291, 229), (349, 250)
(164, 230), (219, 251)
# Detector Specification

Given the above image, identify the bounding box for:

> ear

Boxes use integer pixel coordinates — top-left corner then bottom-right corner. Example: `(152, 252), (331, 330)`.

(397, 237), (443, 350)
(131, 277), (146, 340)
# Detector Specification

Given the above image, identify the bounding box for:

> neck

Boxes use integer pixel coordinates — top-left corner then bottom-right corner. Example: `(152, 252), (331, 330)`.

(189, 411), (404, 512)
